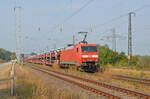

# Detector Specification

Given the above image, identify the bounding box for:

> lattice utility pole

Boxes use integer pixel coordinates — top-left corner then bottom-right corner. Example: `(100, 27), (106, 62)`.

(100, 28), (126, 52)
(128, 12), (135, 64)
(14, 6), (22, 62)
(112, 28), (117, 52)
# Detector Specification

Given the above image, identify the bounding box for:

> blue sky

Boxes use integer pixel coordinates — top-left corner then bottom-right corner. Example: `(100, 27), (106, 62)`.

(0, 0), (150, 55)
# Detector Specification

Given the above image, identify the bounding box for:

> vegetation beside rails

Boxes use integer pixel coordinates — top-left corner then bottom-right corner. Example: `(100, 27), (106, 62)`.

(63, 66), (150, 93)
(14, 64), (83, 99)
(0, 62), (12, 98)
(98, 45), (150, 70)
(26, 63), (150, 93)
(0, 48), (16, 62)
(105, 66), (150, 78)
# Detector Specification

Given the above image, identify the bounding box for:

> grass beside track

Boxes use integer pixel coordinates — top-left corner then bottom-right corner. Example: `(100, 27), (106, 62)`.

(108, 67), (150, 78)
(26, 63), (150, 93)
(0, 63), (12, 99)
(14, 64), (83, 99)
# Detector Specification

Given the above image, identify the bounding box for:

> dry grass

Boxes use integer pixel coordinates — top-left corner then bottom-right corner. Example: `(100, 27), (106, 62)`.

(104, 67), (150, 92)
(26, 63), (150, 93)
(0, 63), (12, 99)
(14, 64), (83, 99)
(107, 67), (150, 78)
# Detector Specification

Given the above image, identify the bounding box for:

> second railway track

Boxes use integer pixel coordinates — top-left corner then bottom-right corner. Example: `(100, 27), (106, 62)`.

(29, 65), (150, 99)
(113, 74), (150, 85)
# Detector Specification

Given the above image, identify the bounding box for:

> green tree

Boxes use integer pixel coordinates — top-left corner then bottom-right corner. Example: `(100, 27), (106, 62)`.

(138, 55), (150, 68)
(0, 48), (16, 61)
(98, 45), (128, 66)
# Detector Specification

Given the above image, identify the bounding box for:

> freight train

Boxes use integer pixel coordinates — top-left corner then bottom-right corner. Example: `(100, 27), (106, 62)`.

(25, 32), (100, 72)
(25, 43), (100, 72)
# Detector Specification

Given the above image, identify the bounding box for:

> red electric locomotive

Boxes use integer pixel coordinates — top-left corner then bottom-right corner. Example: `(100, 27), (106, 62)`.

(60, 44), (99, 72)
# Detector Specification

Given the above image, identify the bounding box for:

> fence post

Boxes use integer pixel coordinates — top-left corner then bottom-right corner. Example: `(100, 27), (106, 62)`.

(10, 63), (14, 96)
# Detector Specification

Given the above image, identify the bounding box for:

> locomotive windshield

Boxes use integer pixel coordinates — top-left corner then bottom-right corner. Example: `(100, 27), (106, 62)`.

(81, 46), (97, 52)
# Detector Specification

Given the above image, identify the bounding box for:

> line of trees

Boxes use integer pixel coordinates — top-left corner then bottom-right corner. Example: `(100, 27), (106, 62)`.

(0, 48), (16, 62)
(98, 45), (150, 69)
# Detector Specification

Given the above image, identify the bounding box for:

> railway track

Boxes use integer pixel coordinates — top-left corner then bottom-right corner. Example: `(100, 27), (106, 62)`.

(29, 65), (150, 99)
(113, 74), (150, 85)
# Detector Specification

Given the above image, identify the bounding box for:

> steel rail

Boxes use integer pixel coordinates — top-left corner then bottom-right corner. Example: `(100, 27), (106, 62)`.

(30, 66), (121, 99)
(30, 65), (150, 99)
(49, 68), (150, 99)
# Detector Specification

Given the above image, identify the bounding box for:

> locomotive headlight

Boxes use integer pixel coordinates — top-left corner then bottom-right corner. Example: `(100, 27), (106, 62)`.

(92, 55), (98, 58)
(82, 55), (88, 58)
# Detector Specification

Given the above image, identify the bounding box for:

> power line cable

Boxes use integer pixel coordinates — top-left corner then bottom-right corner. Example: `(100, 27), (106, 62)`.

(133, 4), (150, 12)
(52, 0), (125, 33)
(50, 0), (96, 31)
(94, 14), (128, 29)
(48, 2), (150, 49)
(94, 3), (150, 29)
(62, 0), (95, 23)
(48, 2), (71, 25)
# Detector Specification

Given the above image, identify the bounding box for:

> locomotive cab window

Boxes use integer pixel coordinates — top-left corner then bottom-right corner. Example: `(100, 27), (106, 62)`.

(81, 46), (97, 52)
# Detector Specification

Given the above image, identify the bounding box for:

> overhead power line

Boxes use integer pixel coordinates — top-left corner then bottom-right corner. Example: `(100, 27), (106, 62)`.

(133, 4), (150, 12)
(63, 0), (95, 23)
(50, 0), (96, 31)
(100, 28), (126, 52)
(94, 14), (128, 29)
(94, 4), (150, 29)
(48, 1), (72, 25)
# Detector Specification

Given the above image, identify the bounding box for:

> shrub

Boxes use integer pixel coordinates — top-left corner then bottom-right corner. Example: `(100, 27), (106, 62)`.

(98, 45), (128, 66)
